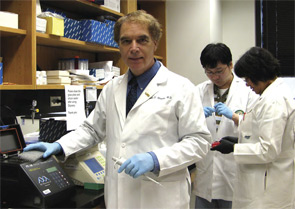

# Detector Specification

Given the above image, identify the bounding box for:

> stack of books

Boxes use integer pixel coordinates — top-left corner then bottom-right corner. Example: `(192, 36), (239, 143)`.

(46, 70), (71, 85)
(69, 70), (99, 85)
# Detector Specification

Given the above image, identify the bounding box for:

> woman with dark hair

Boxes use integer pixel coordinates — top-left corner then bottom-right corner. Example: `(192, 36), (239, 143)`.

(235, 47), (281, 95)
(211, 47), (295, 209)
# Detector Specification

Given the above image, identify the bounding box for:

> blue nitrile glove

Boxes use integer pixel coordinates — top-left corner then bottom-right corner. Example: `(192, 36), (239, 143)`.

(214, 102), (233, 119)
(204, 107), (215, 118)
(23, 142), (62, 158)
(118, 153), (154, 178)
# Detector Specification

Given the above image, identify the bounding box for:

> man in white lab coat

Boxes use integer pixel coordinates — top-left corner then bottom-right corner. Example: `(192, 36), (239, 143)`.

(192, 43), (258, 209)
(212, 47), (295, 209)
(24, 10), (211, 209)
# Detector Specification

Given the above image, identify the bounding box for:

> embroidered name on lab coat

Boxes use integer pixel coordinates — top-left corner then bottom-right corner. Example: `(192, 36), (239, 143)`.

(151, 96), (172, 100)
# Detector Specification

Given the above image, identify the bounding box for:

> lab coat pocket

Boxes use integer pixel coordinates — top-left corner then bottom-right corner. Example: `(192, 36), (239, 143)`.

(140, 180), (184, 209)
(235, 165), (265, 198)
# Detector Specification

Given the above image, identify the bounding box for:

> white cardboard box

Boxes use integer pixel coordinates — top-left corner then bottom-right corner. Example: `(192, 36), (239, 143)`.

(36, 17), (47, 33)
(0, 11), (18, 29)
(102, 0), (120, 13)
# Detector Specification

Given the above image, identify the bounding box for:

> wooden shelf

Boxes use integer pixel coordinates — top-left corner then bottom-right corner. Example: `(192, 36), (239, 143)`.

(37, 32), (120, 53)
(40, 0), (124, 19)
(36, 84), (104, 90)
(0, 26), (27, 37)
(0, 0), (166, 90)
(0, 84), (35, 90)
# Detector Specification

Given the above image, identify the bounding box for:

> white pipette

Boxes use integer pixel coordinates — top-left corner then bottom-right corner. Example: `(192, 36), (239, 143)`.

(112, 156), (163, 187)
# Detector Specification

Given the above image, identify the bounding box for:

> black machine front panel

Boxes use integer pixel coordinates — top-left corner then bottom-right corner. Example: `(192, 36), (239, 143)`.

(21, 156), (74, 196)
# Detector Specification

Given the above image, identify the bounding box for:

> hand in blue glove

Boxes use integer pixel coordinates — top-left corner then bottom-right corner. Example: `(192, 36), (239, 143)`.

(204, 107), (215, 118)
(23, 142), (62, 158)
(118, 153), (154, 178)
(214, 102), (233, 119)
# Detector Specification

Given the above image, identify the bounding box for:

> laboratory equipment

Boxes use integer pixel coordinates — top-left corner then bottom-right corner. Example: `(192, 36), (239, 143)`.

(0, 124), (75, 208)
(60, 145), (105, 186)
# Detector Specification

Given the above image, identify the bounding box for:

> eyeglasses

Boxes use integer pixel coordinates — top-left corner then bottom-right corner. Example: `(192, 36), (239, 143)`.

(205, 66), (227, 76)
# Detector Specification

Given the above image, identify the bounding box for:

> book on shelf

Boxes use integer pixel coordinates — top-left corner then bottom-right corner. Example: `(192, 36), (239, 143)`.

(47, 77), (71, 84)
(46, 70), (70, 77)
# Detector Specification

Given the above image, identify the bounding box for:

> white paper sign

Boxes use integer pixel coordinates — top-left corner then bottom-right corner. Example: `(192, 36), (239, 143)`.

(65, 85), (86, 131)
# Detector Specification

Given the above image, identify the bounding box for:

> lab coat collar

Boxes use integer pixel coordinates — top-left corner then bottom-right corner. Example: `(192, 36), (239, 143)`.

(225, 74), (244, 105)
(114, 74), (128, 129)
(114, 62), (168, 129)
(260, 77), (282, 99)
(130, 62), (168, 111)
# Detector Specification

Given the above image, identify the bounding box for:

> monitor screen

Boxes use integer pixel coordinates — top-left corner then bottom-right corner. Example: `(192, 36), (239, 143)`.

(84, 158), (104, 174)
(0, 127), (23, 154)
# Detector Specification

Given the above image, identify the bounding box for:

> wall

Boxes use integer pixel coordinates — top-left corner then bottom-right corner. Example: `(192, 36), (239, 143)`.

(166, 0), (255, 85)
(222, 0), (255, 65)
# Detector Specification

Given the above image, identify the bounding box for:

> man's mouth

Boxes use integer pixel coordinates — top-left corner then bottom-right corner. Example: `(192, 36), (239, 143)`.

(129, 57), (142, 60)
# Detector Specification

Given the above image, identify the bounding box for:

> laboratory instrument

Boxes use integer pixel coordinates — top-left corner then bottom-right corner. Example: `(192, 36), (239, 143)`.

(61, 145), (105, 186)
(0, 124), (75, 208)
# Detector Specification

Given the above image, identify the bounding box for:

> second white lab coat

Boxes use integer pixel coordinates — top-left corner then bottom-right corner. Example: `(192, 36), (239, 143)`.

(232, 78), (295, 209)
(192, 75), (258, 201)
(58, 63), (211, 209)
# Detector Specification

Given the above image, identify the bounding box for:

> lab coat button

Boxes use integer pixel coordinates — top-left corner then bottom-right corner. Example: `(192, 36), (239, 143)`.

(121, 143), (126, 148)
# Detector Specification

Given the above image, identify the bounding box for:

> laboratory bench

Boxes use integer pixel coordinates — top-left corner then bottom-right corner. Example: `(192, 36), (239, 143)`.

(1, 185), (105, 209)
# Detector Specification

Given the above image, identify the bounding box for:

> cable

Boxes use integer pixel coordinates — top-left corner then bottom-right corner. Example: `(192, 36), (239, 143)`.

(0, 105), (18, 125)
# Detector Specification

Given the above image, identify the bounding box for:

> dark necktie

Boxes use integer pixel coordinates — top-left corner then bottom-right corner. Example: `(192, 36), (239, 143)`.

(126, 77), (138, 116)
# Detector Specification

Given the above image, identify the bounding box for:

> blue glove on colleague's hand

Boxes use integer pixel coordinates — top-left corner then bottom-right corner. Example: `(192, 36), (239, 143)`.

(118, 153), (154, 178)
(204, 107), (215, 118)
(214, 102), (233, 119)
(23, 142), (62, 158)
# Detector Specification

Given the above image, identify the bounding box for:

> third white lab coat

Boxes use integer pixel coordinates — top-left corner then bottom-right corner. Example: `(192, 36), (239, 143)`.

(58, 63), (211, 209)
(192, 75), (258, 202)
(232, 78), (295, 209)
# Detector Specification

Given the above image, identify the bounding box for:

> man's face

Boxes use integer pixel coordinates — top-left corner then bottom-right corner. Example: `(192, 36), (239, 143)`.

(119, 22), (158, 76)
(205, 62), (233, 89)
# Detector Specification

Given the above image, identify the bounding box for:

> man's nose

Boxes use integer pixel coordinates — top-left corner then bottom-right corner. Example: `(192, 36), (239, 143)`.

(210, 74), (220, 79)
(130, 40), (139, 51)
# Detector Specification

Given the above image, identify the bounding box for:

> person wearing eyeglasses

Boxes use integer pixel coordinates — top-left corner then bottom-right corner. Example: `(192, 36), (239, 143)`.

(192, 43), (258, 209)
(211, 47), (295, 209)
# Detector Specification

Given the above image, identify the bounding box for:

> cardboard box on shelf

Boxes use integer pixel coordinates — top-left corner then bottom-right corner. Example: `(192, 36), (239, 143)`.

(0, 11), (18, 29)
(102, 0), (120, 13)
(36, 17), (47, 33)
(80, 19), (106, 44)
(104, 20), (118, 48)
(42, 16), (64, 36)
(64, 18), (82, 40)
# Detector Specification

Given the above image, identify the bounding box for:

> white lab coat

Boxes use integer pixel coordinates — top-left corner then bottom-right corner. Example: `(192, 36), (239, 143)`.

(58, 63), (211, 209)
(233, 78), (295, 209)
(192, 75), (258, 201)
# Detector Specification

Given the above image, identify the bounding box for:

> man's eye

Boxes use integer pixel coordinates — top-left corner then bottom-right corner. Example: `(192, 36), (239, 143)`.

(138, 38), (148, 44)
(121, 39), (131, 45)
